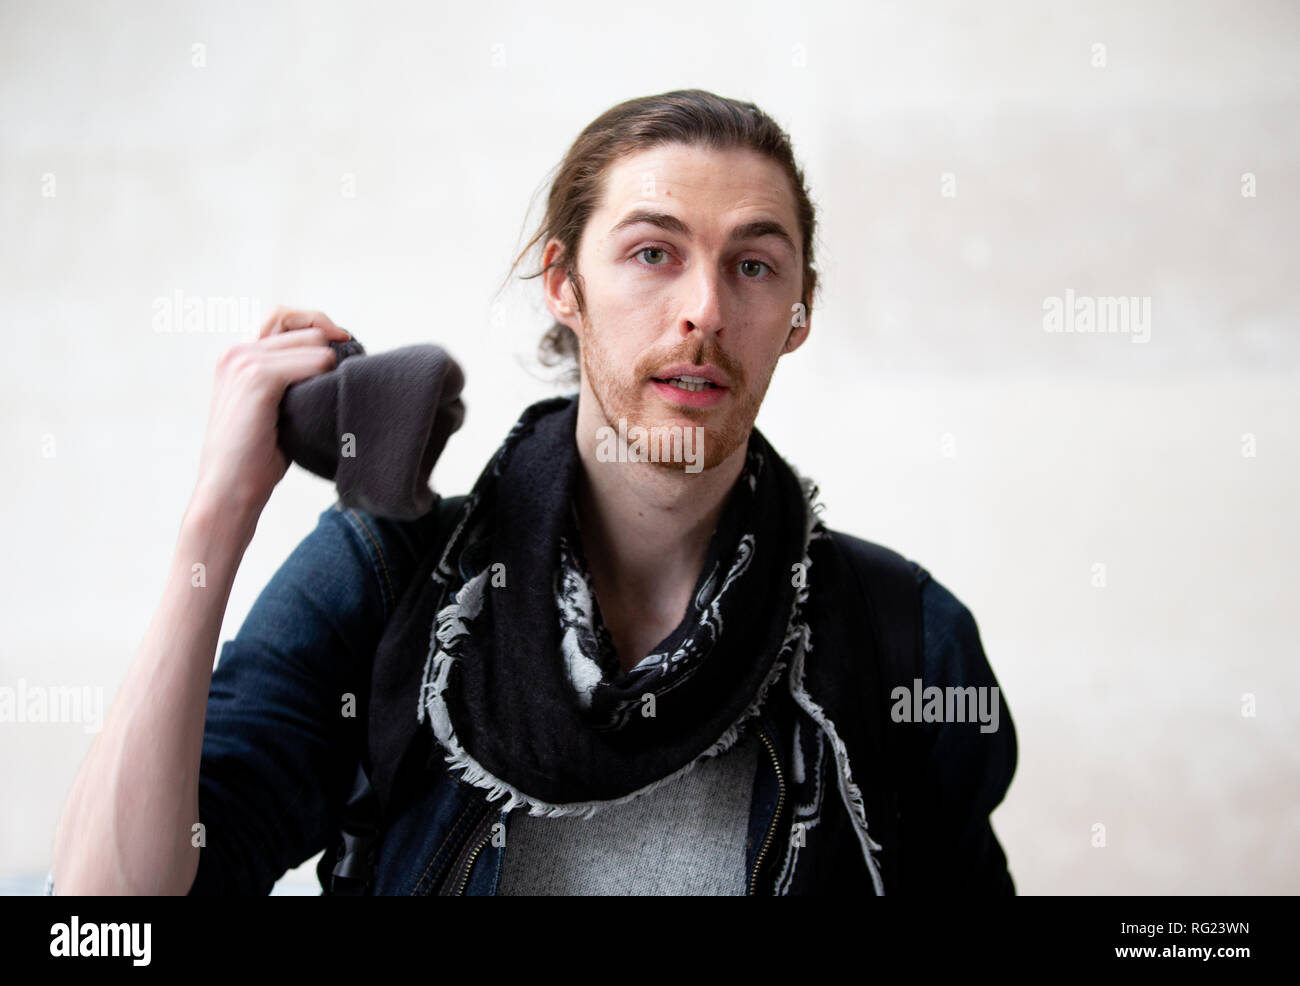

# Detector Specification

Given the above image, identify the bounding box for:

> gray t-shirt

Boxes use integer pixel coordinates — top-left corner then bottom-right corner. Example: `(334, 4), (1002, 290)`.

(495, 728), (761, 896)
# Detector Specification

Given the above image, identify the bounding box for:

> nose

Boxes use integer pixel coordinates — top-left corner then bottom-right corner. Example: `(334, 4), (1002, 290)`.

(677, 263), (725, 342)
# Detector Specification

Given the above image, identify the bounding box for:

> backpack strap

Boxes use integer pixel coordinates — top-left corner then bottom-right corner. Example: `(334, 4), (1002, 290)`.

(829, 531), (928, 703)
(827, 530), (930, 892)
(321, 493), (467, 895)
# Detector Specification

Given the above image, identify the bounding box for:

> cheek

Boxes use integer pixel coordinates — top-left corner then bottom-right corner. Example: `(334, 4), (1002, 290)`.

(735, 327), (785, 373)
(588, 273), (653, 328)
(597, 262), (655, 308)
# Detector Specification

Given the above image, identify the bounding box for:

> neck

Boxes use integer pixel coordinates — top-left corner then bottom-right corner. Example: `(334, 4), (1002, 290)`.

(573, 387), (749, 669)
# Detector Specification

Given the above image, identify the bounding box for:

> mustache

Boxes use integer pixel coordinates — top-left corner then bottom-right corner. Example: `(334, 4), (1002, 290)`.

(634, 339), (744, 386)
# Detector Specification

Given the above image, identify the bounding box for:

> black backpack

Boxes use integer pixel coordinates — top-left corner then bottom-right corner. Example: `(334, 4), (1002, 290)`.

(318, 494), (928, 895)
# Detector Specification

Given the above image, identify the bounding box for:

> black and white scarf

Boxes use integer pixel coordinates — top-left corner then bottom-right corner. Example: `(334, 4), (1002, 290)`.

(371, 394), (886, 891)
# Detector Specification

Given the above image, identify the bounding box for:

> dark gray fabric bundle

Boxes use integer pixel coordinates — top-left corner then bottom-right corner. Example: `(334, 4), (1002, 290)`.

(277, 334), (466, 520)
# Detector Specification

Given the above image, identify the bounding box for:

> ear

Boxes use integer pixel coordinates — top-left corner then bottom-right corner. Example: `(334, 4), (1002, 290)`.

(541, 239), (583, 337)
(782, 317), (811, 356)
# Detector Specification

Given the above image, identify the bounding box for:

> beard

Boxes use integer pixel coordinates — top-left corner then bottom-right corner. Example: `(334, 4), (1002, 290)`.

(579, 315), (777, 473)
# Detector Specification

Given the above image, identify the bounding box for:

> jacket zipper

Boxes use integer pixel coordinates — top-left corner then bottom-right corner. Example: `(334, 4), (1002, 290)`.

(748, 724), (786, 895)
(451, 805), (498, 896)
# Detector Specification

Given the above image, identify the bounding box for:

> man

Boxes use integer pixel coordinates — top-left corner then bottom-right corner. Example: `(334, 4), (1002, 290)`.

(49, 89), (1016, 896)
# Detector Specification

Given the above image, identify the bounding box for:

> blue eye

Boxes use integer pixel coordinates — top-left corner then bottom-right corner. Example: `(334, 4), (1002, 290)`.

(633, 247), (775, 280)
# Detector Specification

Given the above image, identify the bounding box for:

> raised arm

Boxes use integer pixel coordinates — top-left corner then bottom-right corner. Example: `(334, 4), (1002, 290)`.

(49, 307), (349, 894)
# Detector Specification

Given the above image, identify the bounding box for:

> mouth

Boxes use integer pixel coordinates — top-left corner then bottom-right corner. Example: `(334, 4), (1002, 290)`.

(652, 374), (721, 393)
(649, 374), (730, 408)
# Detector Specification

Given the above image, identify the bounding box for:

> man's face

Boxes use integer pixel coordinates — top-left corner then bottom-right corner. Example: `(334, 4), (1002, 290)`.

(547, 142), (810, 472)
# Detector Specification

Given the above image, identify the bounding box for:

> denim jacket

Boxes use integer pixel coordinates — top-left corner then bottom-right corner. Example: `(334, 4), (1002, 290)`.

(154, 497), (1015, 896)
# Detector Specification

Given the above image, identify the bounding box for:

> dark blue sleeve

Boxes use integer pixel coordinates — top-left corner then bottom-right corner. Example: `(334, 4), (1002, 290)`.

(188, 500), (436, 895)
(904, 569), (1018, 894)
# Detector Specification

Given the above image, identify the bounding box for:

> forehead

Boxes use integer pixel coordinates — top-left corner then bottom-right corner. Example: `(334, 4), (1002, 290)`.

(594, 143), (799, 235)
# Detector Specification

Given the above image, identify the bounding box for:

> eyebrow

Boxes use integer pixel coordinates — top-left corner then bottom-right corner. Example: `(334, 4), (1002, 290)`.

(609, 209), (797, 257)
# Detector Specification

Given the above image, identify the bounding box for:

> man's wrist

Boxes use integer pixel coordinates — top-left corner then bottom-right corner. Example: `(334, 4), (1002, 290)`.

(182, 488), (262, 549)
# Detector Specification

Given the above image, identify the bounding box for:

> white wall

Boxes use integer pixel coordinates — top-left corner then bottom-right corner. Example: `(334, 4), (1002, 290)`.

(2, 0), (1296, 894)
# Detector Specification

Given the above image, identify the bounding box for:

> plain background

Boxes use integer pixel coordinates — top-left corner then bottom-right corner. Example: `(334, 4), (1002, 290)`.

(1, 0), (1296, 894)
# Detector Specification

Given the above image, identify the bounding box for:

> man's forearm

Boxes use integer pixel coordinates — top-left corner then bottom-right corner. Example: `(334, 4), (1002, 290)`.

(50, 496), (258, 895)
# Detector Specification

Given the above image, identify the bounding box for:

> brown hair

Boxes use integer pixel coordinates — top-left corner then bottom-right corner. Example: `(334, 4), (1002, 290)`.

(500, 88), (820, 386)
